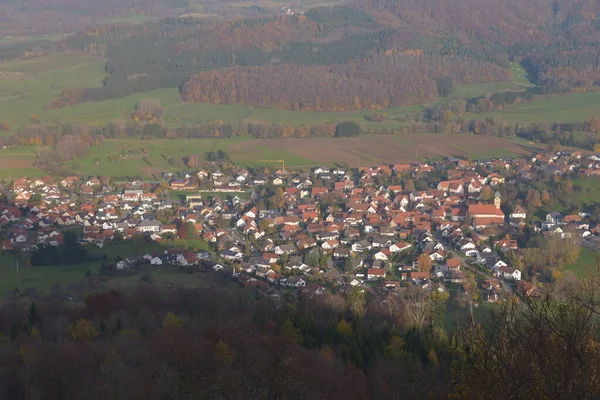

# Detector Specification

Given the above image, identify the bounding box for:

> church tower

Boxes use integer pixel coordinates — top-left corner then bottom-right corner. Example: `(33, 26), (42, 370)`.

(494, 190), (501, 210)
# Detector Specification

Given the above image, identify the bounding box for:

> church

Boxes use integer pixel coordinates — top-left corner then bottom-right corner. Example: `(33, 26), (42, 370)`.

(467, 192), (505, 229)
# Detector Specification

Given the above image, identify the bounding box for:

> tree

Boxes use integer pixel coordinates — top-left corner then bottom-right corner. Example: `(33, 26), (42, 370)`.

(525, 189), (541, 209)
(162, 312), (182, 331)
(68, 319), (98, 342)
(347, 286), (366, 319)
(403, 285), (432, 330)
(541, 189), (552, 205)
(417, 253), (432, 272)
(404, 178), (415, 192)
(436, 77), (454, 97)
(185, 221), (197, 239)
(479, 186), (494, 202)
(452, 293), (600, 400)
(335, 121), (361, 137)
(344, 256), (357, 273)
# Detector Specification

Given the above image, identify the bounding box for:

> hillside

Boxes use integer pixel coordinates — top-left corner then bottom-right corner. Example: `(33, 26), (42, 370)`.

(37, 0), (597, 113)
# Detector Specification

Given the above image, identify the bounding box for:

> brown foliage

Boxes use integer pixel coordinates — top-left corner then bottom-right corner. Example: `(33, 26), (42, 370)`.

(181, 54), (509, 111)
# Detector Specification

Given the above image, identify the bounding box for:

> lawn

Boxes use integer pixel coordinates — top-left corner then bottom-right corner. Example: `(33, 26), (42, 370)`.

(564, 247), (600, 278)
(557, 178), (600, 211)
(475, 91), (600, 124)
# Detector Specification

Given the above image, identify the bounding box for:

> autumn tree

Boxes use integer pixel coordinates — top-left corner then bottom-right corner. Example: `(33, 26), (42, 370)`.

(417, 253), (432, 272)
(68, 319), (98, 342)
(525, 189), (541, 209)
(479, 186), (494, 202)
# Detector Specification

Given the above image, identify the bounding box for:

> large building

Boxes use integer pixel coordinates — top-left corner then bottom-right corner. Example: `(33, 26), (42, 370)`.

(468, 192), (505, 228)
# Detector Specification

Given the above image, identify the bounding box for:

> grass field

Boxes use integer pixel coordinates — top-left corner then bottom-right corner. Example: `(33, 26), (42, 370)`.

(564, 247), (600, 278)
(0, 55), (105, 135)
(509, 62), (534, 87)
(57, 134), (539, 177)
(476, 91), (600, 123)
(556, 178), (600, 211)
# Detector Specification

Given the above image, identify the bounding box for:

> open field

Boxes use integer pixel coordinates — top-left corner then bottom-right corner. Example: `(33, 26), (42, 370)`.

(0, 55), (105, 135)
(58, 134), (540, 177)
(564, 247), (600, 278)
(556, 178), (600, 212)
(509, 62), (534, 87)
(476, 91), (600, 123)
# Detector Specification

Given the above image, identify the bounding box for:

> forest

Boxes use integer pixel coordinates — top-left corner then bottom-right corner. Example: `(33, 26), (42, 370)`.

(37, 0), (600, 112)
(0, 272), (598, 399)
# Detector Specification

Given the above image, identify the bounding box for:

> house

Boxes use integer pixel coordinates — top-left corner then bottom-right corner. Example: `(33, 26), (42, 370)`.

(446, 258), (461, 271)
(150, 256), (163, 265)
(374, 251), (389, 261)
(367, 268), (386, 280)
(286, 276), (307, 288)
(333, 248), (351, 259)
(494, 239), (518, 252)
(275, 244), (296, 255)
(221, 249), (243, 261)
(497, 265), (521, 281)
(389, 241), (412, 253)
(136, 220), (162, 233)
(510, 205), (527, 220)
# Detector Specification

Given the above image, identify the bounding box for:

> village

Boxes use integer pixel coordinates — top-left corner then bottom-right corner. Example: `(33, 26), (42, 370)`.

(0, 149), (598, 303)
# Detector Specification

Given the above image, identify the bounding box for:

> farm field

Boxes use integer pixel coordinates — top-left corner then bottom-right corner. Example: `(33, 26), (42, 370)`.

(475, 91), (600, 123)
(58, 134), (539, 178)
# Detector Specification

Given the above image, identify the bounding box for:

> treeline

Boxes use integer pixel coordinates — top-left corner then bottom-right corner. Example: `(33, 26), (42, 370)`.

(31, 231), (92, 266)
(181, 54), (509, 111)
(0, 273), (599, 399)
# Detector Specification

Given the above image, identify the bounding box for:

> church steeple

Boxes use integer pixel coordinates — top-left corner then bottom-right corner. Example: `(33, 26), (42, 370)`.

(494, 190), (501, 210)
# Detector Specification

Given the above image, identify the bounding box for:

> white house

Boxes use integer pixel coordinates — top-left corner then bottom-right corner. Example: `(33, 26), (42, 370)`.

(497, 265), (521, 281)
(150, 257), (163, 265)
(389, 241), (412, 253)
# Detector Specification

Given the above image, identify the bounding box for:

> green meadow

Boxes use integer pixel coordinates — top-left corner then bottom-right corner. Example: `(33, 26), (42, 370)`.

(564, 247), (600, 278)
(475, 91), (600, 123)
